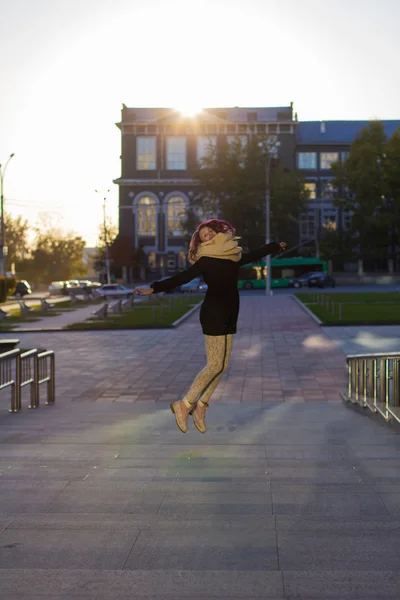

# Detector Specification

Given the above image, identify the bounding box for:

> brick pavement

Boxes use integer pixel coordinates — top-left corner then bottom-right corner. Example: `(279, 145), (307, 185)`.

(3, 296), (347, 406)
(1, 295), (400, 599)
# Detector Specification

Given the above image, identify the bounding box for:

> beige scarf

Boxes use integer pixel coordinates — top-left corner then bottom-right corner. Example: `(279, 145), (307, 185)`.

(190, 232), (243, 264)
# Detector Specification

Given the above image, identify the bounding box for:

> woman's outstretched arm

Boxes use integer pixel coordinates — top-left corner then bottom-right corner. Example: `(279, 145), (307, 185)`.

(238, 242), (285, 266)
(134, 259), (204, 294)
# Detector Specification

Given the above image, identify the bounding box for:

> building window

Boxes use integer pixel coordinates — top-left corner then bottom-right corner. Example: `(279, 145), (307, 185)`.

(178, 251), (186, 269)
(197, 136), (217, 164)
(341, 151), (350, 161)
(304, 182), (317, 200)
(137, 196), (157, 236)
(167, 196), (186, 236)
(320, 152), (339, 169)
(166, 137), (186, 170)
(148, 251), (157, 271)
(299, 213), (315, 239)
(298, 152), (317, 170)
(227, 135), (248, 148)
(343, 213), (352, 231)
(322, 212), (337, 231)
(137, 137), (156, 170)
(321, 180), (336, 200)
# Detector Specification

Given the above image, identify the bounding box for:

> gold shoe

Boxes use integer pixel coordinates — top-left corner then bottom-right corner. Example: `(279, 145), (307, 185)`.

(192, 400), (209, 434)
(170, 398), (194, 433)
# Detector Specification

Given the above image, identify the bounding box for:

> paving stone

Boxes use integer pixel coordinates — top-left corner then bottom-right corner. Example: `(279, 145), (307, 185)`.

(0, 569), (285, 597)
(124, 528), (278, 571)
(45, 483), (165, 514)
(283, 570), (400, 598)
(272, 489), (388, 516)
(0, 529), (138, 569)
(277, 530), (400, 570)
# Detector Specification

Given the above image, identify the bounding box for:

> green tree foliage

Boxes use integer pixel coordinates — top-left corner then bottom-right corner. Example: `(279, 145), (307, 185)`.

(22, 217), (88, 283)
(331, 120), (400, 261)
(4, 213), (30, 268)
(190, 136), (306, 250)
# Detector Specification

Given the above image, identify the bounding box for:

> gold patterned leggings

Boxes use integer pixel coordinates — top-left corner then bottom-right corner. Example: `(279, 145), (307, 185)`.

(185, 334), (233, 405)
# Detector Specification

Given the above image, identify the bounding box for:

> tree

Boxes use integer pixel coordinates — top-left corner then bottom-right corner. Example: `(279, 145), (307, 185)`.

(23, 217), (88, 283)
(4, 213), (30, 269)
(331, 120), (400, 264)
(190, 136), (306, 251)
(95, 217), (118, 279)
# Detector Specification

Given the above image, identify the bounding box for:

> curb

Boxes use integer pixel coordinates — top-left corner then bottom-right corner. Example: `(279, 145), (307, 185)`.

(171, 301), (201, 327)
(4, 302), (202, 333)
(290, 295), (322, 325)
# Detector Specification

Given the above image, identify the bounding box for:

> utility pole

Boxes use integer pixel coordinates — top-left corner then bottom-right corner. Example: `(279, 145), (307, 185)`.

(95, 189), (111, 284)
(259, 139), (280, 296)
(0, 153), (15, 276)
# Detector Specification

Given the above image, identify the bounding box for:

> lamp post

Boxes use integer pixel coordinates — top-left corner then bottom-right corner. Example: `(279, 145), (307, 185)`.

(259, 139), (280, 296)
(0, 153), (15, 276)
(95, 189), (111, 284)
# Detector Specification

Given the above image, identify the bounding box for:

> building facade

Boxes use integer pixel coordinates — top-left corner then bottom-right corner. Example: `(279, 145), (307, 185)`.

(295, 120), (400, 249)
(113, 105), (297, 280)
(113, 107), (400, 280)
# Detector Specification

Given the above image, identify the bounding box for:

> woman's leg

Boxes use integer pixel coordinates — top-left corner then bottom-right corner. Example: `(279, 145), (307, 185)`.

(196, 334), (233, 404)
(185, 334), (233, 405)
(189, 334), (233, 434)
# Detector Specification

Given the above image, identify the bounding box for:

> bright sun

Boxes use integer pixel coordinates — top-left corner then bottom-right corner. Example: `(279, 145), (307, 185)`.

(178, 106), (203, 117)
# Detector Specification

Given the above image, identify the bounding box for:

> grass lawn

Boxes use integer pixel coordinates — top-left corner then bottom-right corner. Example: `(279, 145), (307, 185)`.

(296, 291), (400, 303)
(296, 292), (400, 323)
(0, 298), (103, 329)
(67, 294), (203, 329)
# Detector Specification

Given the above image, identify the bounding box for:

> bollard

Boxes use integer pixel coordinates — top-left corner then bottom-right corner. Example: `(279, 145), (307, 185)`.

(339, 303), (342, 321)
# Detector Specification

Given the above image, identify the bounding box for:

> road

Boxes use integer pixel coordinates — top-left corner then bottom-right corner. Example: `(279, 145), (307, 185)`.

(239, 283), (400, 296)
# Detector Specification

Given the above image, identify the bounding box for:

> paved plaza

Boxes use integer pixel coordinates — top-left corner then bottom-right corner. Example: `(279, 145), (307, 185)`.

(0, 296), (400, 599)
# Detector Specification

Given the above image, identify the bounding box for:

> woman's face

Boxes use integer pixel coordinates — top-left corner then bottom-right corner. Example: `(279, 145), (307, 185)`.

(199, 226), (217, 242)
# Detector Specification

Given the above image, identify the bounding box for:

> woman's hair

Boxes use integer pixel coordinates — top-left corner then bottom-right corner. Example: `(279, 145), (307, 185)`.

(188, 219), (236, 263)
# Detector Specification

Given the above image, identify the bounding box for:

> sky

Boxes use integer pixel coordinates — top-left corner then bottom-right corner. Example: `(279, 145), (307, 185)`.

(1, 0), (399, 247)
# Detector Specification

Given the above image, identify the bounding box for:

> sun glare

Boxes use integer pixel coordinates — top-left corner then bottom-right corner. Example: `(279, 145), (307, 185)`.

(178, 107), (203, 117)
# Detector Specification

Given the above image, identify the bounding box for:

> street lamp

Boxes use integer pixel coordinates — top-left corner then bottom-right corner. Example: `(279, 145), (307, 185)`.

(0, 153), (15, 276)
(259, 139), (280, 296)
(95, 189), (111, 284)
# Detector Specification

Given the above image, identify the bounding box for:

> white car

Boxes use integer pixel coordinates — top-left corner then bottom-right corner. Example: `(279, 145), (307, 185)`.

(180, 278), (208, 293)
(95, 284), (134, 299)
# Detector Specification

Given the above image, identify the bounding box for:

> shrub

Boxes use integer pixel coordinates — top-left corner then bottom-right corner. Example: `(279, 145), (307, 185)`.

(0, 276), (16, 302)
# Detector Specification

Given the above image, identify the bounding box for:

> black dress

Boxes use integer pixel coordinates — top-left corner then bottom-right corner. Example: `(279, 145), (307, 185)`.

(150, 242), (281, 336)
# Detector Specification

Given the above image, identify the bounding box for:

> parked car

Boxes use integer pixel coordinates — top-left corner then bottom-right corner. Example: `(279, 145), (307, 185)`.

(48, 281), (71, 295)
(180, 278), (208, 293)
(289, 272), (336, 289)
(15, 280), (32, 297)
(95, 284), (134, 299)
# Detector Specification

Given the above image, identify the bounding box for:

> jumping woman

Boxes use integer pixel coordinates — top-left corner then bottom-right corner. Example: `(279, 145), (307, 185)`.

(134, 219), (287, 434)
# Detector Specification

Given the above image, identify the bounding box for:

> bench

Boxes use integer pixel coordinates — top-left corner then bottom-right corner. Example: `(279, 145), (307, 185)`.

(109, 299), (123, 315)
(92, 303), (108, 319)
(40, 299), (55, 311)
(19, 302), (33, 318)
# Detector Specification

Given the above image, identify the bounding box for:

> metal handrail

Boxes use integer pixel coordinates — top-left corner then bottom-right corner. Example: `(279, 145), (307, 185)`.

(35, 350), (55, 406)
(0, 348), (56, 412)
(342, 353), (400, 423)
(0, 349), (20, 413)
(20, 349), (38, 409)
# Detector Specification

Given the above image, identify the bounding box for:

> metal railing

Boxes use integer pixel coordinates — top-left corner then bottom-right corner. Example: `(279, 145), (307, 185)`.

(342, 352), (400, 423)
(0, 348), (55, 412)
(35, 351), (55, 406)
(0, 349), (20, 413)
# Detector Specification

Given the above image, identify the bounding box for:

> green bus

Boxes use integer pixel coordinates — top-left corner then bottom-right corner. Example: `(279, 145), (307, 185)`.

(237, 257), (328, 289)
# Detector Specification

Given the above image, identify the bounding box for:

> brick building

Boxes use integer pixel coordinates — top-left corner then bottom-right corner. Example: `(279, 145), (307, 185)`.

(113, 105), (297, 280)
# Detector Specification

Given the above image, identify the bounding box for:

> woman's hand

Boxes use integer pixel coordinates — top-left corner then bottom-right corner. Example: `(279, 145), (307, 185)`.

(133, 287), (153, 295)
(279, 241), (287, 251)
